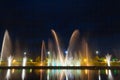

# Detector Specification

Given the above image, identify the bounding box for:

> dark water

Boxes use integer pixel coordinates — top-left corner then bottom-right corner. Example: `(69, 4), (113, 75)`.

(0, 69), (119, 80)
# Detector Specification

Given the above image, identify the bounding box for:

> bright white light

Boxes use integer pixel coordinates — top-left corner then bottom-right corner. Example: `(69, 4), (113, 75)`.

(108, 70), (113, 80)
(98, 70), (101, 80)
(22, 57), (27, 67)
(6, 56), (13, 80)
(8, 56), (13, 66)
(24, 52), (26, 55)
(22, 69), (26, 80)
(96, 51), (99, 54)
(47, 51), (50, 55)
(65, 50), (68, 54)
(6, 69), (10, 80)
(22, 56), (27, 80)
(106, 54), (111, 66)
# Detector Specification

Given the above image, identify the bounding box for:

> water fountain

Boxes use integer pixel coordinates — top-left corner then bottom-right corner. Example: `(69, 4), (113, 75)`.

(0, 30), (12, 62)
(40, 40), (46, 66)
(65, 29), (80, 66)
(51, 29), (64, 66)
(0, 29), (91, 68)
(48, 29), (83, 66)
(106, 54), (111, 66)
(0, 29), (119, 80)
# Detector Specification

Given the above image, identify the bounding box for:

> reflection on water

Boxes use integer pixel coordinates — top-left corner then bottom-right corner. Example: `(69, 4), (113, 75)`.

(22, 54), (27, 80)
(0, 69), (119, 80)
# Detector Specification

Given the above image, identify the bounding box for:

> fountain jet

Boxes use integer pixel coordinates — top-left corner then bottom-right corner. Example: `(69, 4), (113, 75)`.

(82, 39), (89, 66)
(66, 29), (80, 66)
(51, 29), (64, 66)
(40, 40), (46, 66)
(0, 30), (12, 62)
(106, 54), (111, 66)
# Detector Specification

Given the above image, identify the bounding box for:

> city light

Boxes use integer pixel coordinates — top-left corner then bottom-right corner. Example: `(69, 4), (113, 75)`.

(47, 51), (50, 55)
(84, 58), (87, 62)
(65, 50), (68, 54)
(96, 51), (99, 54)
(12, 59), (16, 63)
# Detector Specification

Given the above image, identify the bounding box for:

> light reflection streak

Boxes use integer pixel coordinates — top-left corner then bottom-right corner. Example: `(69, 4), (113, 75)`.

(46, 69), (82, 80)
(40, 69), (42, 80)
(108, 70), (113, 80)
(105, 69), (114, 80)
(6, 56), (12, 80)
(85, 69), (88, 74)
(12, 69), (15, 74)
(106, 69), (108, 75)
(47, 69), (50, 80)
(22, 54), (27, 80)
(0, 69), (117, 80)
(98, 70), (101, 80)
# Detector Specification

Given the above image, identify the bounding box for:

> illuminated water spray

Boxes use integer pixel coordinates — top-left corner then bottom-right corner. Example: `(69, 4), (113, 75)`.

(41, 40), (46, 66)
(51, 29), (64, 66)
(106, 54), (111, 66)
(82, 39), (89, 66)
(49, 29), (83, 66)
(0, 30), (12, 64)
(22, 52), (27, 80)
(66, 30), (80, 66)
(6, 56), (13, 80)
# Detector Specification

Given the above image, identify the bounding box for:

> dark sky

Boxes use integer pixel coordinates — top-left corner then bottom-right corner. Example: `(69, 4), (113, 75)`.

(0, 0), (120, 56)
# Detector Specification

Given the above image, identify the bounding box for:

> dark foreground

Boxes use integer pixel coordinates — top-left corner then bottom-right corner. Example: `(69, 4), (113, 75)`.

(0, 66), (120, 69)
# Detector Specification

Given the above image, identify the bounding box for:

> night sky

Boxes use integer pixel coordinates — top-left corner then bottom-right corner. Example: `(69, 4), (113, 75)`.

(0, 0), (120, 57)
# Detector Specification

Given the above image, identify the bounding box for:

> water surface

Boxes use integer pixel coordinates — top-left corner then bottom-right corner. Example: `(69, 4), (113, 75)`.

(0, 69), (119, 80)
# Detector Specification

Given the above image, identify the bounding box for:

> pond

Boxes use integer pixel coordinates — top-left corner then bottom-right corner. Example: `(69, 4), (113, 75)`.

(0, 69), (119, 80)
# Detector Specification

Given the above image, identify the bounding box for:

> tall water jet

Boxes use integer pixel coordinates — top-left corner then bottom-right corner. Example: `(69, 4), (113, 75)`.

(22, 52), (27, 80)
(6, 56), (13, 80)
(40, 40), (46, 66)
(66, 29), (80, 66)
(81, 39), (90, 80)
(106, 54), (111, 66)
(0, 30), (12, 61)
(51, 29), (64, 66)
(82, 39), (89, 66)
(66, 30), (80, 57)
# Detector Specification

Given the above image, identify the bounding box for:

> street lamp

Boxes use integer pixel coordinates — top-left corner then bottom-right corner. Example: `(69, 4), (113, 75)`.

(65, 50), (68, 54)
(47, 51), (50, 55)
(24, 52), (27, 55)
(96, 51), (99, 55)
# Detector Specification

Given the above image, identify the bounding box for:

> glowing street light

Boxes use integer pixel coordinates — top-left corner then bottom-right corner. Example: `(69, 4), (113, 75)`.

(96, 51), (99, 54)
(47, 51), (50, 55)
(84, 58), (87, 62)
(65, 50), (68, 54)
(30, 59), (33, 62)
(104, 59), (107, 62)
(12, 59), (16, 63)
(24, 52), (27, 55)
